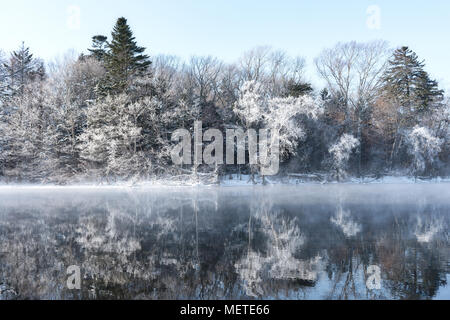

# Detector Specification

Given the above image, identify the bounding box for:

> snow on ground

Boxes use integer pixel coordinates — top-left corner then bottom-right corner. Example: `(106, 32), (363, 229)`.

(0, 174), (449, 189)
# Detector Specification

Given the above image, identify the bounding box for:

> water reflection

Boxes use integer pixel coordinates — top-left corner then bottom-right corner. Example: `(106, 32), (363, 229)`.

(0, 185), (448, 300)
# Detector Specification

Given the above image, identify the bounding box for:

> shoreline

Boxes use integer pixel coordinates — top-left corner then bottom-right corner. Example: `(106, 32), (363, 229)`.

(0, 175), (449, 189)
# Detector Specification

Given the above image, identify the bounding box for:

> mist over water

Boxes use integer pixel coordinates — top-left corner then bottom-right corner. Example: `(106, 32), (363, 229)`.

(0, 184), (449, 300)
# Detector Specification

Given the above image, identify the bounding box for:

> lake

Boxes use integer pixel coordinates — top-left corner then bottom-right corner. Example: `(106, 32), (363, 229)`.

(0, 184), (449, 300)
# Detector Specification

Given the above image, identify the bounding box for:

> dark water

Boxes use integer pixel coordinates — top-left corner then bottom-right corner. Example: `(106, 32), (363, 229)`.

(0, 184), (449, 300)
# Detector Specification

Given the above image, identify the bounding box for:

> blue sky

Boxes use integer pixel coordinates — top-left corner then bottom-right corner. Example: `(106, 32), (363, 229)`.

(1, 0), (449, 90)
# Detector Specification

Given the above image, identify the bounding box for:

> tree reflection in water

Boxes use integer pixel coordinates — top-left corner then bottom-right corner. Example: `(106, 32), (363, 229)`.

(0, 185), (448, 300)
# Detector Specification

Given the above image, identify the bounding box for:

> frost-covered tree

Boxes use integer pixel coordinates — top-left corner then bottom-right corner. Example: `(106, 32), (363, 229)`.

(235, 80), (323, 182)
(234, 81), (268, 128)
(328, 134), (360, 181)
(2, 42), (45, 97)
(265, 96), (323, 159)
(78, 94), (151, 180)
(405, 126), (442, 177)
(35, 56), (105, 182)
(0, 50), (7, 100)
(58, 55), (106, 104)
(0, 51), (7, 174)
(0, 46), (47, 180)
(315, 41), (389, 175)
(236, 81), (322, 153)
(379, 47), (444, 168)
(1, 34), (450, 183)
(0, 81), (51, 181)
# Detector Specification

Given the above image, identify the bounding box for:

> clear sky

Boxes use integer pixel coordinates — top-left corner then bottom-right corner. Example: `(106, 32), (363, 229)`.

(1, 0), (449, 91)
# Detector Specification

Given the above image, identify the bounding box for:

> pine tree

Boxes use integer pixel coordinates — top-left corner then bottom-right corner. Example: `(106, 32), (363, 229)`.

(104, 17), (151, 94)
(382, 46), (443, 113)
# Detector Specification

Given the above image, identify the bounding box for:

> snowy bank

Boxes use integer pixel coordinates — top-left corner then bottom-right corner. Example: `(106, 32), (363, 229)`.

(0, 174), (450, 189)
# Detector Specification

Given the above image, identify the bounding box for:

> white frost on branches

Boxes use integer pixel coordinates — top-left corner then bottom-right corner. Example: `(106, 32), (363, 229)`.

(329, 134), (360, 180)
(233, 80), (268, 128)
(78, 94), (151, 180)
(406, 126), (442, 176)
(234, 80), (323, 163)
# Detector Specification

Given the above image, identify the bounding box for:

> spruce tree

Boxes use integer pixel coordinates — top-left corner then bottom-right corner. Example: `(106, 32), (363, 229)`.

(3, 42), (44, 96)
(382, 46), (443, 113)
(414, 70), (443, 111)
(382, 47), (444, 168)
(104, 17), (151, 94)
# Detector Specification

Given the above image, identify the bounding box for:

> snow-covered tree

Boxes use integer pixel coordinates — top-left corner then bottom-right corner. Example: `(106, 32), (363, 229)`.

(405, 126), (442, 177)
(234, 80), (322, 181)
(0, 46), (48, 180)
(316, 41), (389, 174)
(0, 50), (7, 100)
(234, 80), (268, 128)
(0, 51), (7, 174)
(0, 81), (51, 181)
(1, 33), (449, 183)
(265, 95), (323, 159)
(2, 43), (45, 97)
(18, 56), (106, 182)
(78, 94), (151, 180)
(328, 134), (360, 181)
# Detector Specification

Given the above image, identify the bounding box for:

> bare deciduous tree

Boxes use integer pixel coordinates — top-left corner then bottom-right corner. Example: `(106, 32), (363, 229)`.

(186, 56), (224, 104)
(239, 46), (307, 97)
(315, 40), (390, 175)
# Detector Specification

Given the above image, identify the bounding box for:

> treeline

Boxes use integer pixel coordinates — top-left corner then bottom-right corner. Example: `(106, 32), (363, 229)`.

(0, 17), (448, 183)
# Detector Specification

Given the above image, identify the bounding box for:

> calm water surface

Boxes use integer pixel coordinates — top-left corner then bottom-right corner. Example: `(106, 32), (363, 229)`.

(0, 184), (449, 300)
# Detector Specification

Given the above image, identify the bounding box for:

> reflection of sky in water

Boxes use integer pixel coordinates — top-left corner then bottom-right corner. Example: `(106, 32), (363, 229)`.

(435, 275), (450, 300)
(0, 184), (449, 300)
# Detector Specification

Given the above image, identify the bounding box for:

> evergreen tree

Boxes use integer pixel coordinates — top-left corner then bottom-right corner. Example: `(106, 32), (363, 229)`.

(415, 70), (443, 111)
(381, 47), (444, 168)
(104, 17), (151, 94)
(3, 42), (45, 96)
(285, 80), (313, 98)
(0, 52), (7, 101)
(382, 46), (443, 113)
(1, 81), (50, 180)
(88, 35), (109, 61)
